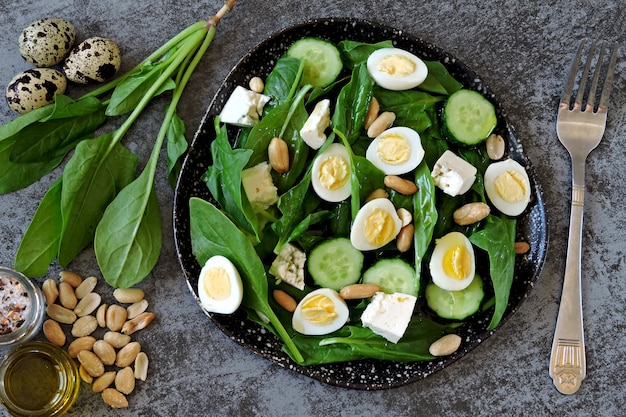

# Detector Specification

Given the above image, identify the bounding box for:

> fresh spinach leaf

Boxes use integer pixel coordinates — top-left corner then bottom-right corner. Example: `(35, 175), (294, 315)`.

(0, 105), (54, 143)
(338, 40), (394, 68)
(331, 63), (372, 144)
(189, 196), (304, 363)
(263, 56), (302, 106)
(202, 119), (260, 240)
(0, 144), (64, 194)
(58, 134), (138, 267)
(419, 61), (464, 95)
(469, 215), (516, 330)
(413, 161), (438, 289)
(166, 113), (188, 188)
(374, 86), (444, 133)
(95, 168), (162, 288)
(13, 177), (63, 277)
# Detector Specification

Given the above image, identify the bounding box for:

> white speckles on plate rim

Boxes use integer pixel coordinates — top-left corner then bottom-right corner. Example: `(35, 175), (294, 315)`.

(173, 17), (548, 390)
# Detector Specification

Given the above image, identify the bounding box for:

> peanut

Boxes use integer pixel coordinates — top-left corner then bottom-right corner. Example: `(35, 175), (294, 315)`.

(43, 319), (66, 346)
(116, 342), (141, 368)
(101, 388), (128, 409)
(486, 133), (505, 160)
(121, 312), (155, 335)
(397, 207), (412, 227)
(113, 288), (144, 304)
(272, 289), (297, 312)
(268, 137), (290, 174)
(68, 336), (96, 358)
(249, 76), (265, 93)
(46, 304), (76, 324)
(75, 276), (98, 299)
(367, 111), (395, 138)
(79, 365), (93, 384)
(134, 352), (149, 381)
(106, 304), (128, 332)
(384, 175), (418, 195)
(42, 279), (59, 305)
(72, 315), (98, 338)
(339, 283), (380, 300)
(78, 350), (105, 377)
(96, 304), (108, 328)
(515, 241), (531, 254)
(93, 340), (117, 366)
(115, 367), (135, 395)
(127, 299), (149, 319)
(428, 333), (462, 357)
(74, 292), (102, 317)
(103, 331), (131, 349)
(92, 371), (116, 393)
(59, 270), (83, 288)
(58, 281), (77, 309)
(364, 96), (380, 130)
(365, 188), (389, 202)
(396, 223), (415, 253)
(453, 202), (491, 226)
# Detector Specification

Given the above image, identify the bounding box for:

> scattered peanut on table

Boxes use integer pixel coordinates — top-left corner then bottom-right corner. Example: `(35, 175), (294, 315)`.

(41, 270), (154, 409)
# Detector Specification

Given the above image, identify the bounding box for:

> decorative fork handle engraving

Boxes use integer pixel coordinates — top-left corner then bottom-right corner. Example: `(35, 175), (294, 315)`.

(550, 338), (586, 394)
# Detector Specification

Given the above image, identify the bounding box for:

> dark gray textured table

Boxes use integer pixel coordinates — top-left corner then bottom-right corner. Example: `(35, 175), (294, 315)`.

(1, 1), (625, 416)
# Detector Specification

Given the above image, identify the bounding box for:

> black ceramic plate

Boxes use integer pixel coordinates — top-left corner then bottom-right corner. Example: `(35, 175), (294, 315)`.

(173, 17), (548, 390)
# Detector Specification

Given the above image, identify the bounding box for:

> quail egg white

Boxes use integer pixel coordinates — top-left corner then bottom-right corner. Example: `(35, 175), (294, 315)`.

(429, 231), (476, 291)
(484, 158), (531, 216)
(292, 288), (349, 335)
(198, 255), (244, 314)
(64, 37), (121, 84)
(366, 126), (424, 175)
(350, 198), (402, 251)
(366, 47), (428, 91)
(5, 68), (67, 114)
(311, 142), (352, 202)
(18, 18), (75, 67)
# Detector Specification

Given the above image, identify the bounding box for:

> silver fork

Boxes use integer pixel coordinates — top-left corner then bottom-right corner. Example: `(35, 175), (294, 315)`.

(549, 39), (618, 394)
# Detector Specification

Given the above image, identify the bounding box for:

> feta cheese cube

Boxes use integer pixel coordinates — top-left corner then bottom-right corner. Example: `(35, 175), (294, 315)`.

(361, 292), (417, 343)
(299, 99), (331, 149)
(219, 85), (270, 127)
(431, 150), (477, 196)
(241, 162), (278, 212)
(269, 243), (306, 290)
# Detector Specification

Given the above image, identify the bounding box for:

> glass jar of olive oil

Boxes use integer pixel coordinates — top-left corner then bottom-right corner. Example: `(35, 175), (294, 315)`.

(0, 341), (80, 416)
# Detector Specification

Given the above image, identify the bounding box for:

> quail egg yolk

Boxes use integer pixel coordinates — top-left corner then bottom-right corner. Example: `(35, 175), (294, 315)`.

(300, 293), (338, 325)
(377, 54), (416, 78)
(202, 267), (231, 300)
(318, 155), (350, 191)
(377, 134), (410, 165)
(364, 207), (397, 247)
(494, 170), (528, 203)
(442, 245), (472, 280)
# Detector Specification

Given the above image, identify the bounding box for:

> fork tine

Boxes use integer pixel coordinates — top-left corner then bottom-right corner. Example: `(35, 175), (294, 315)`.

(585, 41), (605, 111)
(574, 40), (596, 108)
(561, 39), (587, 108)
(598, 42), (618, 111)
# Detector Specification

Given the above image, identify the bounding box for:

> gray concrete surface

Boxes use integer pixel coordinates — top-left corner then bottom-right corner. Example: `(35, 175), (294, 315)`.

(1, 1), (625, 416)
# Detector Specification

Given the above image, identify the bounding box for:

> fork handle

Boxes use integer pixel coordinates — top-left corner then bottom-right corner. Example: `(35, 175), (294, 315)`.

(549, 162), (587, 394)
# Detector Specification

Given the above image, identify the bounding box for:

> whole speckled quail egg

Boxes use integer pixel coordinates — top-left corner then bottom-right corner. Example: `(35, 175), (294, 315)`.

(18, 18), (76, 67)
(5, 68), (67, 114)
(63, 37), (121, 84)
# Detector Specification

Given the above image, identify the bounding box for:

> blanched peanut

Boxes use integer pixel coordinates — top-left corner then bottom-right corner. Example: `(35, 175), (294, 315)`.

(364, 97), (380, 130)
(93, 340), (116, 366)
(115, 367), (135, 395)
(68, 336), (96, 358)
(429, 334), (462, 357)
(92, 372), (116, 393)
(127, 299), (149, 319)
(74, 292), (102, 317)
(113, 288), (144, 304)
(71, 315), (98, 338)
(101, 388), (128, 409)
(75, 276), (98, 299)
(58, 281), (77, 309)
(46, 304), (76, 324)
(59, 270), (82, 288)
(249, 76), (264, 93)
(367, 111), (395, 138)
(116, 342), (141, 368)
(42, 279), (59, 305)
(273, 289), (297, 312)
(103, 331), (131, 349)
(515, 241), (531, 254)
(486, 133), (505, 160)
(384, 175), (418, 195)
(268, 137), (290, 174)
(134, 352), (149, 381)
(121, 312), (155, 335)
(397, 208), (412, 227)
(453, 202), (490, 226)
(43, 319), (66, 346)
(365, 188), (389, 202)
(396, 224), (415, 253)
(106, 305), (127, 332)
(96, 304), (108, 328)
(78, 350), (104, 377)
(339, 283), (380, 300)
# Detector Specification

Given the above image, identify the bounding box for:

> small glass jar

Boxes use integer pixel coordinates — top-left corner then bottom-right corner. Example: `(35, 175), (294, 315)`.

(0, 267), (45, 347)
(0, 341), (80, 417)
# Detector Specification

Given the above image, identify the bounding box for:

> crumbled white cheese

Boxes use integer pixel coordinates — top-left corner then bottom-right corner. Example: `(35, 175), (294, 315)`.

(361, 291), (417, 343)
(241, 162), (278, 212)
(269, 243), (306, 290)
(219, 85), (270, 127)
(431, 150), (477, 196)
(299, 99), (331, 149)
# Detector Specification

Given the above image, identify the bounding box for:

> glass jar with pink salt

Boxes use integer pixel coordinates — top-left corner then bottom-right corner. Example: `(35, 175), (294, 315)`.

(0, 267), (45, 347)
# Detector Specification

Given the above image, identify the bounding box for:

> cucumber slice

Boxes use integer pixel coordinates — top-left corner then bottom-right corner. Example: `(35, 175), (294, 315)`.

(425, 274), (484, 320)
(443, 89), (497, 146)
(362, 258), (418, 296)
(286, 37), (343, 88)
(307, 237), (364, 291)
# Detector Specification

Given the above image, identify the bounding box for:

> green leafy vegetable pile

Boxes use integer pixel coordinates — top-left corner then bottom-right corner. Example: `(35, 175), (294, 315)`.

(189, 38), (519, 365)
(0, 1), (237, 288)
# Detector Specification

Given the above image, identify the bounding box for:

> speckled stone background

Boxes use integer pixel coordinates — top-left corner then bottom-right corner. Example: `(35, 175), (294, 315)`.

(0, 1), (625, 416)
